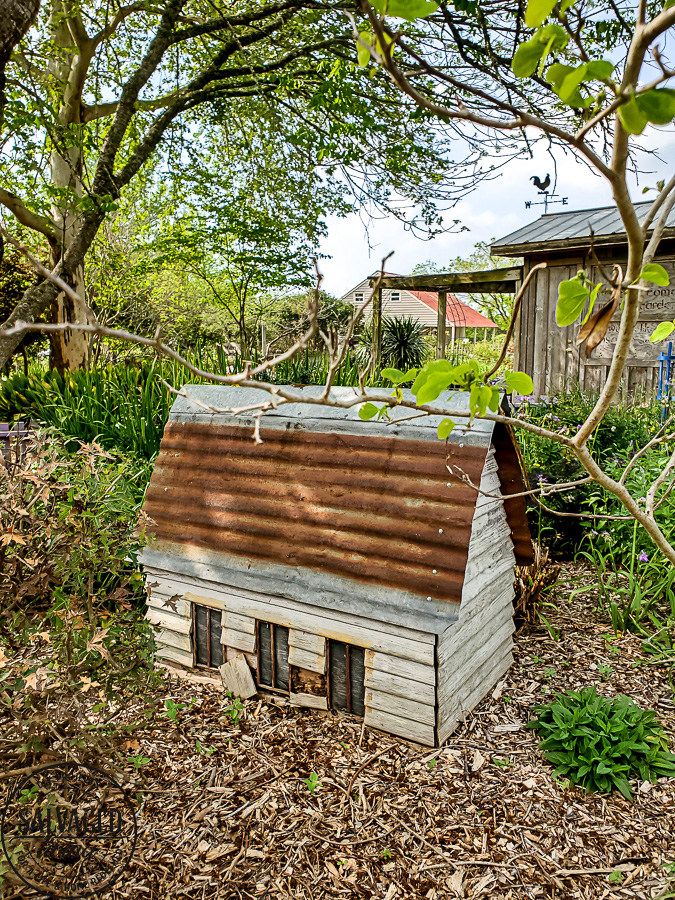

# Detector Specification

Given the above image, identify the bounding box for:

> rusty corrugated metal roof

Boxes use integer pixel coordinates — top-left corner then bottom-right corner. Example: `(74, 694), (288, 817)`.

(141, 386), (532, 628)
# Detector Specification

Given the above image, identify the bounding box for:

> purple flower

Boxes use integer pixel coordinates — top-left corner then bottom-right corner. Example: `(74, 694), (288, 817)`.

(639, 551), (649, 563)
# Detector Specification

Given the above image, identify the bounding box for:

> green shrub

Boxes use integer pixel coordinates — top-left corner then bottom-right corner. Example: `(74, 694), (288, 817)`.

(528, 686), (675, 799)
(515, 389), (669, 556)
(381, 316), (428, 371)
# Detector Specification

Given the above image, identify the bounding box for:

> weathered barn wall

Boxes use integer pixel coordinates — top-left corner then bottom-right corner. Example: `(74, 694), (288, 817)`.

(493, 202), (675, 398)
(436, 449), (516, 742)
(514, 251), (675, 397)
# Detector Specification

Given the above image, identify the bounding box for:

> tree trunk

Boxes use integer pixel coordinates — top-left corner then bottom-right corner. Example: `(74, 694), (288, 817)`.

(46, 0), (94, 372)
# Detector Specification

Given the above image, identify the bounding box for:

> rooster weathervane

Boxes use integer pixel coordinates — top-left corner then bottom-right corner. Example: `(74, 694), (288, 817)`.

(525, 173), (568, 213)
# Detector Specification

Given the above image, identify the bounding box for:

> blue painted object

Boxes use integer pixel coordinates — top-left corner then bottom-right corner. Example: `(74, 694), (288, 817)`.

(657, 341), (674, 418)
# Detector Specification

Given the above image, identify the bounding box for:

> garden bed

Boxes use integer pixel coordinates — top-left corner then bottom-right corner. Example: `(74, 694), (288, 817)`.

(4, 567), (674, 900)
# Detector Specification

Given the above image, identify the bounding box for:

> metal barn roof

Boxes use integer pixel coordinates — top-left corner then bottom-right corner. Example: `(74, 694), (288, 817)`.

(492, 201), (675, 256)
(141, 385), (532, 635)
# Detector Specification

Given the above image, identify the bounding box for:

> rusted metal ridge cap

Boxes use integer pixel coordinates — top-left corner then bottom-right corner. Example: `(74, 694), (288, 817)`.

(167, 385), (495, 446)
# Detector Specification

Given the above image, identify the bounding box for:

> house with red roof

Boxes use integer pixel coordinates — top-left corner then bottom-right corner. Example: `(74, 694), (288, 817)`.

(341, 274), (499, 339)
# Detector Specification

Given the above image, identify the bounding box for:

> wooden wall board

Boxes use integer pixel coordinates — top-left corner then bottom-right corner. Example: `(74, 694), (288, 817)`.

(288, 645), (326, 674)
(154, 580), (437, 665)
(364, 666), (436, 707)
(364, 689), (436, 726)
(364, 705), (436, 746)
(364, 650), (435, 686)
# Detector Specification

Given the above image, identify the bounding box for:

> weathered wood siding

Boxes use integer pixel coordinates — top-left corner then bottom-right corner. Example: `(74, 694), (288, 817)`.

(436, 449), (516, 743)
(516, 254), (675, 397)
(144, 566), (439, 745)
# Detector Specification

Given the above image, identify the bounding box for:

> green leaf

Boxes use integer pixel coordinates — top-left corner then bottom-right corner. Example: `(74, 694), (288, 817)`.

(617, 95), (648, 135)
(386, 0), (439, 18)
(416, 373), (454, 406)
(358, 402), (379, 420)
(437, 417), (455, 439)
(470, 383), (493, 418)
(546, 63), (575, 91)
(488, 388), (500, 412)
(381, 367), (405, 383)
(636, 88), (675, 126)
(556, 277), (590, 326)
(356, 30), (373, 67)
(525, 0), (556, 28)
(650, 321), (675, 342)
(504, 371), (534, 395)
(640, 263), (670, 286)
(513, 37), (546, 78)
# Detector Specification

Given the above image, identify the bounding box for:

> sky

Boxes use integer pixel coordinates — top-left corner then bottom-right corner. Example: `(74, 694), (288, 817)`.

(317, 128), (675, 298)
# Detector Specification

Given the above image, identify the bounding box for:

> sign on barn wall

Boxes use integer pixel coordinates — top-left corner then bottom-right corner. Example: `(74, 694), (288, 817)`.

(590, 260), (675, 364)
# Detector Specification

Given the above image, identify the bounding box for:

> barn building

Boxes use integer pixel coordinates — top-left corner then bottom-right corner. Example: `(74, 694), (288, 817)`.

(491, 201), (675, 396)
(141, 385), (533, 746)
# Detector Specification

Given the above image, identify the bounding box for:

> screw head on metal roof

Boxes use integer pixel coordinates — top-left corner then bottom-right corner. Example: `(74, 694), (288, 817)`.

(433, 569), (437, 574)
(439, 528), (443, 534)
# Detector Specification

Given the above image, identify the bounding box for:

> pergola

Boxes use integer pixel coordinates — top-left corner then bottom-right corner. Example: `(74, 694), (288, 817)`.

(368, 267), (522, 365)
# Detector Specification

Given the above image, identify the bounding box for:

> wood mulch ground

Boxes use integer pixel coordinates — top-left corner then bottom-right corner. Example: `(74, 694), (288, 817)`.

(3, 565), (675, 900)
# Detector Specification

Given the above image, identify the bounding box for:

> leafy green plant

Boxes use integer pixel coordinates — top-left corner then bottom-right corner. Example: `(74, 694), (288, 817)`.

(598, 664), (613, 681)
(304, 771), (321, 792)
(608, 871), (625, 885)
(528, 686), (675, 799)
(128, 754), (151, 771)
(224, 696), (244, 726)
(381, 316), (428, 371)
(164, 698), (187, 722)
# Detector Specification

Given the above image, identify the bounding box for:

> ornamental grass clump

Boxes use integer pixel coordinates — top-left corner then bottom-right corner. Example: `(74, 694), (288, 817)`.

(528, 686), (675, 799)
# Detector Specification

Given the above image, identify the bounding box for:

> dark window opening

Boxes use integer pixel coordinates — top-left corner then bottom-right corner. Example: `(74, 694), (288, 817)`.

(193, 604), (223, 668)
(328, 641), (365, 716)
(257, 622), (289, 692)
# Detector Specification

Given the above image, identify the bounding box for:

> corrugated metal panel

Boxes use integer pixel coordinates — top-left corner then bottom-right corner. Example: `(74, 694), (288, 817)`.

(492, 201), (675, 255)
(141, 386), (532, 624)
(144, 424), (485, 605)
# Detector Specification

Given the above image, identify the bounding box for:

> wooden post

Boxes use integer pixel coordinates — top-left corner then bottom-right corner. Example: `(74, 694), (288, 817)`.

(372, 287), (383, 371)
(450, 323), (456, 354)
(261, 321), (268, 358)
(436, 290), (447, 359)
(473, 327), (477, 346)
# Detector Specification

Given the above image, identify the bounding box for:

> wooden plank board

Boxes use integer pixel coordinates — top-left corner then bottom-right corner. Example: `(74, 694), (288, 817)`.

(154, 628), (191, 653)
(439, 583), (515, 661)
(219, 655), (257, 699)
(438, 638), (514, 730)
(365, 689), (435, 726)
(222, 610), (256, 634)
(147, 608), (191, 635)
(289, 630), (326, 655)
(438, 614), (515, 691)
(364, 705), (435, 747)
(288, 645), (326, 674)
(365, 650), (435, 686)
(290, 692), (328, 710)
(147, 589), (190, 618)
(364, 667), (435, 707)
(155, 643), (194, 668)
(221, 628), (256, 653)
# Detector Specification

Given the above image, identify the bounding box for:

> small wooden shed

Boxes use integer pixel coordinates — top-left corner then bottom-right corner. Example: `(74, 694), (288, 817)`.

(141, 386), (532, 746)
(492, 202), (675, 397)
